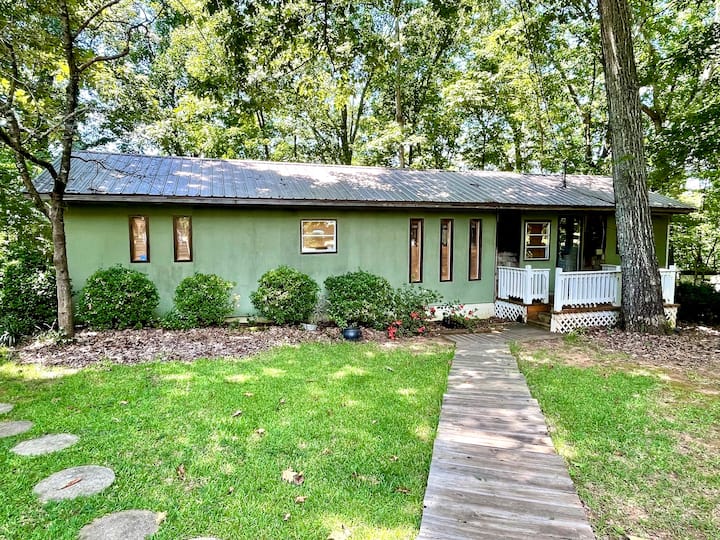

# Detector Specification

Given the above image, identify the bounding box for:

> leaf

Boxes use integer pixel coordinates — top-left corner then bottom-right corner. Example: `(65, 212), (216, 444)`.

(231, 409), (243, 417)
(283, 512), (291, 521)
(281, 467), (304, 485)
(155, 512), (167, 525)
(177, 463), (186, 481)
(119, 400), (129, 405)
(395, 486), (411, 494)
(294, 495), (307, 504)
(255, 428), (266, 436)
(59, 477), (83, 490)
(321, 448), (332, 455)
(279, 398), (286, 404)
(385, 366), (394, 372)
(389, 455), (399, 462)
(243, 392), (254, 397)
(227, 486), (235, 495)
(327, 524), (352, 539)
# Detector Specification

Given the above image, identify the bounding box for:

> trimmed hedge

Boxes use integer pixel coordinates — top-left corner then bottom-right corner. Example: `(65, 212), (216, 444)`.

(170, 273), (235, 327)
(250, 266), (319, 325)
(324, 270), (394, 329)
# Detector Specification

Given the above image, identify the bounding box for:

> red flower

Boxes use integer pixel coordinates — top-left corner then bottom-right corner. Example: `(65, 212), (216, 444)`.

(418, 326), (426, 334)
(410, 311), (419, 319)
(395, 320), (403, 326)
(429, 307), (436, 314)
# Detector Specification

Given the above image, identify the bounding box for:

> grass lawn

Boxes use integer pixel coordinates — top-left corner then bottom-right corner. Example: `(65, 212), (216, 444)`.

(514, 336), (720, 540)
(0, 341), (452, 539)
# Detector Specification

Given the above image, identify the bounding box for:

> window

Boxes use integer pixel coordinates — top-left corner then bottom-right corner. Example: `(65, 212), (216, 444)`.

(440, 219), (453, 281)
(173, 216), (192, 262)
(129, 216), (149, 262)
(301, 220), (337, 253)
(469, 219), (482, 280)
(409, 219), (423, 283)
(525, 221), (550, 260)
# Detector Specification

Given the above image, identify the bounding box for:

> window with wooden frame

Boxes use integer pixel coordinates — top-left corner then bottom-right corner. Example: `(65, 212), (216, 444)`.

(129, 216), (149, 263)
(440, 219), (453, 281)
(525, 221), (550, 260)
(469, 219), (482, 280)
(301, 219), (337, 253)
(173, 216), (192, 262)
(409, 218), (423, 283)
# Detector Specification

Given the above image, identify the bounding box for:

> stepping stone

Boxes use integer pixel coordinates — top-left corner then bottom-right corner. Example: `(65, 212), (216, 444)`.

(79, 510), (161, 540)
(11, 433), (79, 456)
(0, 403), (13, 414)
(33, 465), (115, 503)
(0, 420), (32, 438)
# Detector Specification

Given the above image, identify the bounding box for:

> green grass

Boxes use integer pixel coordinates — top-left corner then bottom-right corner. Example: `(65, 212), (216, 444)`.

(0, 341), (453, 540)
(516, 344), (720, 539)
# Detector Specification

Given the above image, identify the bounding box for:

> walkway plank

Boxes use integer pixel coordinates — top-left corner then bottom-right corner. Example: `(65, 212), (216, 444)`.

(418, 325), (595, 539)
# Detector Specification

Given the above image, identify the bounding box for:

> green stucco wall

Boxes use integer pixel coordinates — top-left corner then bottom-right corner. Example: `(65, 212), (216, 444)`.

(604, 214), (670, 268)
(64, 205), (498, 316)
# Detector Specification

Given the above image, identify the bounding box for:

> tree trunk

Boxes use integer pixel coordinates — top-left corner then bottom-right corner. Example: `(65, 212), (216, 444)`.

(50, 197), (75, 335)
(598, 0), (666, 333)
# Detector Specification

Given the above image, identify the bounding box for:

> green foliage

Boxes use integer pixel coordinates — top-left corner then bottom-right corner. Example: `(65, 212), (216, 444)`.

(78, 266), (159, 330)
(172, 273), (235, 327)
(324, 270), (394, 329)
(675, 282), (720, 325)
(440, 301), (484, 330)
(386, 286), (442, 338)
(0, 240), (56, 345)
(250, 266), (319, 325)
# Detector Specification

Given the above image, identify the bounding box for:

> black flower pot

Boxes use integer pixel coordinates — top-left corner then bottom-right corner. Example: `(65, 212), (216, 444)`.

(341, 327), (362, 341)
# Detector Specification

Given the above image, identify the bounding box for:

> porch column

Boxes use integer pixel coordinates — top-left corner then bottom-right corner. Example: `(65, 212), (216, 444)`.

(554, 267), (564, 312)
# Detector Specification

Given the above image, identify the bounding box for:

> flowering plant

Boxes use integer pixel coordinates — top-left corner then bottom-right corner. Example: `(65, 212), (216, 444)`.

(440, 301), (482, 330)
(386, 286), (441, 339)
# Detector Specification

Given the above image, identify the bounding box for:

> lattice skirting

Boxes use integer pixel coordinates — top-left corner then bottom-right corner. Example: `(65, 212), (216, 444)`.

(664, 306), (678, 328)
(550, 310), (620, 333)
(495, 300), (528, 323)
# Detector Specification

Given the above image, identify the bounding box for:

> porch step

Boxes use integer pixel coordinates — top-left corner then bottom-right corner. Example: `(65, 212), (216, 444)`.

(537, 311), (552, 324)
(526, 319), (550, 331)
(526, 303), (551, 321)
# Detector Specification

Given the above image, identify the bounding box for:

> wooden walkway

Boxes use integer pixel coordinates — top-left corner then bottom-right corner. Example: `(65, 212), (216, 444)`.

(418, 325), (595, 539)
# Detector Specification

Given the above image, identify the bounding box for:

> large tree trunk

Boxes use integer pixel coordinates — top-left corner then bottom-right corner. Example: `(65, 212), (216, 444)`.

(50, 197), (74, 335)
(599, 0), (666, 333)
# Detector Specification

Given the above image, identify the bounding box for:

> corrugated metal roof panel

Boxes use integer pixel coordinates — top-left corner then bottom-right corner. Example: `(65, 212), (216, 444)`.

(31, 151), (694, 212)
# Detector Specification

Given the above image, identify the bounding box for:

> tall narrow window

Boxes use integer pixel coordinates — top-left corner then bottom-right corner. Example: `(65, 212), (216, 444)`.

(440, 219), (453, 282)
(173, 216), (192, 262)
(129, 216), (149, 263)
(469, 219), (482, 280)
(409, 219), (423, 283)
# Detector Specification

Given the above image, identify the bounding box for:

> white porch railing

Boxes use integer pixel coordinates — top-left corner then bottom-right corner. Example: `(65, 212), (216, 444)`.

(554, 265), (679, 311)
(554, 267), (621, 311)
(497, 265), (550, 305)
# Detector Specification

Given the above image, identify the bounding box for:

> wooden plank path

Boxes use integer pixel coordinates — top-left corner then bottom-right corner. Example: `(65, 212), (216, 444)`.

(418, 325), (595, 540)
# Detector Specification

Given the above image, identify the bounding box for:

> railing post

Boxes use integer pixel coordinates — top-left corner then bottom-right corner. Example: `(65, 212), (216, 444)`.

(554, 267), (563, 312)
(523, 265), (533, 305)
(613, 265), (622, 307)
(667, 265), (678, 304)
(542, 270), (550, 303)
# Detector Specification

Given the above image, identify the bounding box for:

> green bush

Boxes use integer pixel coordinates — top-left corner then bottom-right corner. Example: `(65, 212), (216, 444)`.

(387, 286), (442, 338)
(324, 270), (394, 329)
(250, 266), (319, 325)
(676, 281), (720, 324)
(78, 266), (159, 330)
(0, 243), (56, 345)
(172, 273), (235, 327)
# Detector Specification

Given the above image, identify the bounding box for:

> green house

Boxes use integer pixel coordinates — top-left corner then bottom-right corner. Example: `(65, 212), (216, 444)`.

(35, 152), (693, 331)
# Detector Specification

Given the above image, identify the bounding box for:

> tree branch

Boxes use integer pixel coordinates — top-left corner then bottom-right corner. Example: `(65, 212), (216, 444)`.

(72, 0), (122, 39)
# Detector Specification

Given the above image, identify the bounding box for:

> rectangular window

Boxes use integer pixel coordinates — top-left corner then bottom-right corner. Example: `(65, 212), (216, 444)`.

(525, 221), (550, 260)
(301, 219), (337, 253)
(409, 218), (423, 283)
(129, 216), (149, 263)
(469, 219), (482, 280)
(440, 219), (453, 282)
(173, 216), (192, 262)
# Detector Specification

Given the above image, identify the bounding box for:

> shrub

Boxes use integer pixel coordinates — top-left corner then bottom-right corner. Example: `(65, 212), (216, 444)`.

(676, 281), (720, 324)
(0, 243), (56, 345)
(250, 266), (319, 325)
(78, 266), (159, 329)
(387, 286), (442, 338)
(324, 270), (393, 329)
(172, 273), (235, 327)
(440, 301), (484, 330)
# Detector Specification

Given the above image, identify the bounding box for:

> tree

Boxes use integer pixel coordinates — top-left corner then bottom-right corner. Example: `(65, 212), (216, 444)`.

(0, 0), (156, 336)
(598, 0), (666, 332)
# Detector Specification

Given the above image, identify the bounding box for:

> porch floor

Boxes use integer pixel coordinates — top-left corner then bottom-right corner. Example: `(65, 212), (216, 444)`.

(418, 326), (595, 539)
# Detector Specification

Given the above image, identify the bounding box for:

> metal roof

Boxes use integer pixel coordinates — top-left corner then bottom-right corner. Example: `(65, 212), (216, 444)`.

(33, 151), (694, 213)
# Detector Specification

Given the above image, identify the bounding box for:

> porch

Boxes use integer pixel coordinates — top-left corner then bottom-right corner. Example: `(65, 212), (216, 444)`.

(495, 265), (680, 333)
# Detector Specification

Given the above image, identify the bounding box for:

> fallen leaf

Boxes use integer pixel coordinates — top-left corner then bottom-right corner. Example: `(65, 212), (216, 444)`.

(283, 513), (291, 521)
(279, 398), (286, 405)
(281, 467), (304, 485)
(294, 495), (307, 504)
(119, 400), (129, 405)
(385, 366), (394, 372)
(155, 512), (167, 525)
(177, 463), (186, 481)
(389, 455), (399, 462)
(231, 409), (243, 417)
(255, 428), (266, 436)
(321, 448), (332, 455)
(327, 524), (352, 540)
(371, 420), (377, 424)
(227, 486), (235, 495)
(59, 477), (83, 490)
(395, 486), (411, 494)
(243, 392), (254, 397)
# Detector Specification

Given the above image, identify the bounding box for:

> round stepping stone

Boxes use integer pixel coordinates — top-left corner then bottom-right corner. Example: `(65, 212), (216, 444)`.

(33, 465), (115, 503)
(79, 510), (160, 540)
(11, 433), (79, 456)
(0, 403), (13, 414)
(0, 420), (33, 438)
